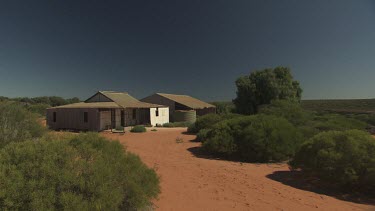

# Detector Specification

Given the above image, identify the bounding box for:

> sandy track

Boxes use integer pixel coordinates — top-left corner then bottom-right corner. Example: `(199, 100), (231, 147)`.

(103, 128), (374, 211)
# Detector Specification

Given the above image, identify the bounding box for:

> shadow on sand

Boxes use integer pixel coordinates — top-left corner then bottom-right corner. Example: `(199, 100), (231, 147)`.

(188, 146), (375, 206)
(187, 146), (218, 159)
(267, 170), (375, 206)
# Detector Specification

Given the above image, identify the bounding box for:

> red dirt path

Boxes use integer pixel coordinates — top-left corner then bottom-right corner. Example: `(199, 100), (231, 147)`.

(103, 128), (374, 211)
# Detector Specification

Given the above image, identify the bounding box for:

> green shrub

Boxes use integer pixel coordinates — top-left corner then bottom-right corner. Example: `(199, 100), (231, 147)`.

(188, 113), (241, 133)
(311, 114), (367, 132)
(130, 125), (147, 133)
(0, 133), (160, 210)
(203, 115), (303, 162)
(115, 126), (124, 131)
(349, 113), (375, 126)
(25, 103), (50, 116)
(196, 129), (211, 142)
(162, 122), (191, 128)
(151, 129), (157, 132)
(290, 130), (375, 192)
(0, 102), (46, 148)
(259, 100), (314, 126)
(211, 101), (236, 114)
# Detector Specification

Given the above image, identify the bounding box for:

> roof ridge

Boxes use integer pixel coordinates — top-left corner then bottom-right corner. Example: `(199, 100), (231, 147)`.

(157, 92), (189, 97)
(100, 90), (128, 94)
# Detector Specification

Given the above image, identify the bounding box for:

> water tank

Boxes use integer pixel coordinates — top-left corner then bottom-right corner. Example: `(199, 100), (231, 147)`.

(173, 110), (196, 123)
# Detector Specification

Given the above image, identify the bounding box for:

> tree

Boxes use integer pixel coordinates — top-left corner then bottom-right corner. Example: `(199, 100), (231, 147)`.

(233, 66), (302, 114)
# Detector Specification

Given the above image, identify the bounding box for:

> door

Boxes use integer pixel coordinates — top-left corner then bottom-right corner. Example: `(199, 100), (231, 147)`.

(121, 110), (125, 127)
(111, 109), (116, 129)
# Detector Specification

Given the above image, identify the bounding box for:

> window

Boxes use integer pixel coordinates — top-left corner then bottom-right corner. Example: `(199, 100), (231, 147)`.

(155, 108), (159, 117)
(53, 112), (56, 122)
(132, 109), (136, 119)
(84, 112), (88, 123)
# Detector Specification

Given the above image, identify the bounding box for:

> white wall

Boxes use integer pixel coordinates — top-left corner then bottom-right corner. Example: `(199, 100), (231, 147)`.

(150, 107), (169, 126)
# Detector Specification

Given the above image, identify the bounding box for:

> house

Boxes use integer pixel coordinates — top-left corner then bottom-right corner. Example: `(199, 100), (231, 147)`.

(46, 91), (169, 131)
(141, 93), (216, 122)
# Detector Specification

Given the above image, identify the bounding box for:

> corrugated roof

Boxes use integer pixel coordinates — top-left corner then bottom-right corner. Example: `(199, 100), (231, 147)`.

(98, 91), (165, 108)
(48, 102), (121, 109)
(155, 93), (215, 109)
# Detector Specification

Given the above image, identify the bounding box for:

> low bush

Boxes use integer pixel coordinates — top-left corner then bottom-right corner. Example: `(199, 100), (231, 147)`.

(0, 133), (160, 210)
(0, 102), (46, 148)
(130, 125), (147, 133)
(195, 128), (211, 142)
(203, 114), (303, 162)
(311, 114), (367, 132)
(162, 122), (191, 128)
(187, 113), (241, 133)
(25, 103), (50, 116)
(259, 100), (314, 126)
(290, 130), (375, 193)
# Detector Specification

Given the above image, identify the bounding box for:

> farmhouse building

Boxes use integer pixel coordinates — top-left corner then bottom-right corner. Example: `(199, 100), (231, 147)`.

(46, 91), (169, 131)
(141, 93), (216, 122)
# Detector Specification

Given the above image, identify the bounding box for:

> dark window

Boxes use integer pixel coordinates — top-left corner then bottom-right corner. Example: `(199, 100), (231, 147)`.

(132, 109), (136, 119)
(53, 112), (56, 122)
(84, 112), (88, 123)
(155, 108), (159, 117)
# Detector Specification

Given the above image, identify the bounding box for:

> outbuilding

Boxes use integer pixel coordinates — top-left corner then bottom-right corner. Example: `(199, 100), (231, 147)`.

(46, 91), (169, 131)
(141, 93), (216, 122)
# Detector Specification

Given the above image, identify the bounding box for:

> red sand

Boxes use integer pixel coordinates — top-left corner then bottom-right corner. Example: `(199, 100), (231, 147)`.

(103, 128), (374, 211)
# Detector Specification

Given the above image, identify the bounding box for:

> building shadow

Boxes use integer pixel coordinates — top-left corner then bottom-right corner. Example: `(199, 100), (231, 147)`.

(267, 170), (375, 205)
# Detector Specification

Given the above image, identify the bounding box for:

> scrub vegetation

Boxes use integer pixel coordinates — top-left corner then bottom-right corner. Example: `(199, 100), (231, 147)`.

(130, 125), (147, 133)
(0, 102), (160, 210)
(0, 96), (80, 116)
(189, 66), (375, 193)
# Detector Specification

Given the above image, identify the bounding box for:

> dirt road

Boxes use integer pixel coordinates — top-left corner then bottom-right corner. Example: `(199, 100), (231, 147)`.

(103, 128), (374, 211)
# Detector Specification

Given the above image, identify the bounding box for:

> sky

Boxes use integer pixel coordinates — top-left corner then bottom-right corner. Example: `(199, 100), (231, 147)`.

(0, 0), (375, 101)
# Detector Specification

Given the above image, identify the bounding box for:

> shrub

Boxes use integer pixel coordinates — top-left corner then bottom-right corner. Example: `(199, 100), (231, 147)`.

(115, 126), (124, 131)
(290, 130), (375, 192)
(25, 103), (50, 116)
(211, 102), (236, 114)
(195, 129), (211, 142)
(188, 113), (241, 133)
(0, 133), (160, 210)
(203, 115), (303, 162)
(259, 100), (314, 126)
(311, 114), (367, 132)
(0, 102), (46, 148)
(175, 137), (183, 143)
(162, 122), (191, 128)
(130, 125), (147, 133)
(151, 129), (157, 132)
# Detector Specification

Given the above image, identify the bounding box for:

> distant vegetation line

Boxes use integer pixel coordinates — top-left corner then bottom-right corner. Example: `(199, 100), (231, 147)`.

(0, 96), (80, 116)
(212, 99), (375, 114)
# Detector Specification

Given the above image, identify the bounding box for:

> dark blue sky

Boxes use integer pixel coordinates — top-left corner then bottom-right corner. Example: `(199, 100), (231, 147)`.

(1, 0), (374, 101)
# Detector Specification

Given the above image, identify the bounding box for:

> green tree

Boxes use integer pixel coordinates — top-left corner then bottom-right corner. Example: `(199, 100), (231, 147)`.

(233, 66), (302, 114)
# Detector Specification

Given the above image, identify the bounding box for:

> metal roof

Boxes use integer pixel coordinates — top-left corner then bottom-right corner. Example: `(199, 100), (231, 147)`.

(48, 102), (121, 109)
(98, 91), (165, 108)
(50, 91), (166, 109)
(155, 93), (215, 109)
